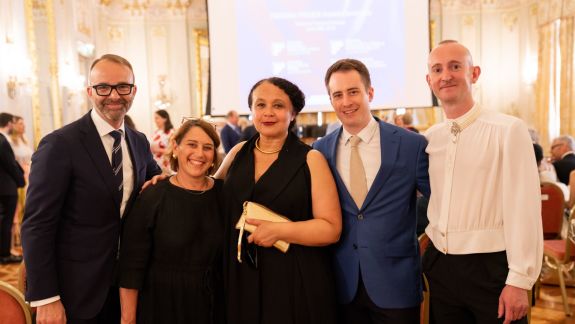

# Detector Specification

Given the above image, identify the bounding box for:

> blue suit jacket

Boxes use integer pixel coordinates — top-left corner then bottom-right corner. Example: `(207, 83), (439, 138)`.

(221, 124), (241, 153)
(313, 119), (430, 308)
(21, 111), (161, 319)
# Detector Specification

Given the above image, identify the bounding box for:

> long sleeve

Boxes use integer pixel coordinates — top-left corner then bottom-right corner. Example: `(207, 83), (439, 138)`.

(119, 183), (164, 289)
(501, 119), (543, 289)
(21, 133), (71, 300)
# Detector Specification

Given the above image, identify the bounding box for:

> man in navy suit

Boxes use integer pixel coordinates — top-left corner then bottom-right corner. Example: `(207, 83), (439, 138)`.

(220, 110), (241, 153)
(313, 59), (430, 323)
(0, 112), (25, 264)
(21, 54), (161, 324)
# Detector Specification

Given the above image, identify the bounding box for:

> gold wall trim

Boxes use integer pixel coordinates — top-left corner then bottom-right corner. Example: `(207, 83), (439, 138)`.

(24, 0), (42, 148)
(46, 0), (62, 130)
(194, 29), (208, 116)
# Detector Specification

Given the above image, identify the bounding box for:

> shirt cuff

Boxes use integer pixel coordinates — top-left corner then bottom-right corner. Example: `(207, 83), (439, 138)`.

(506, 271), (536, 290)
(30, 296), (60, 307)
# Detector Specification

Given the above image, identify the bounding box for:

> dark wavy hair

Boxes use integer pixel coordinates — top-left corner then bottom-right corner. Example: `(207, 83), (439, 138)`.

(247, 77), (305, 129)
(155, 109), (174, 132)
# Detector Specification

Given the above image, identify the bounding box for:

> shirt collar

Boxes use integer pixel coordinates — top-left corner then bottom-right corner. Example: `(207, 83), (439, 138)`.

(341, 117), (378, 145)
(91, 109), (125, 137)
(446, 103), (481, 136)
(562, 151), (575, 159)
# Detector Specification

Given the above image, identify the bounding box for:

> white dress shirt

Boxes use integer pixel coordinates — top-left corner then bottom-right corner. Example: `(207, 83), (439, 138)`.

(336, 117), (381, 194)
(424, 104), (543, 290)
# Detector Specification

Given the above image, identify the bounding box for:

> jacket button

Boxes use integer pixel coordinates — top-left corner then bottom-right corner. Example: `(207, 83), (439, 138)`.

(353, 244), (358, 249)
(357, 214), (364, 220)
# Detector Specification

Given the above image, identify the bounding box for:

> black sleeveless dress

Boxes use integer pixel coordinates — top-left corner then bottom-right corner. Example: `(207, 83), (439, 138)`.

(224, 133), (338, 324)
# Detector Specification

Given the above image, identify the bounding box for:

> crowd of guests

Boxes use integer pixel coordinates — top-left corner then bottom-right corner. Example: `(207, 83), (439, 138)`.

(0, 40), (546, 324)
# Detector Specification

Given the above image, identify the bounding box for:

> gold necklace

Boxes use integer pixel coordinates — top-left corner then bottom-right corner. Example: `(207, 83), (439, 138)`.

(255, 137), (282, 154)
(174, 174), (209, 194)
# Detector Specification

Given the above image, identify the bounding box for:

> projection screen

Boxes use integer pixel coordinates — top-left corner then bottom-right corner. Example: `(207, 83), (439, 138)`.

(207, 0), (431, 116)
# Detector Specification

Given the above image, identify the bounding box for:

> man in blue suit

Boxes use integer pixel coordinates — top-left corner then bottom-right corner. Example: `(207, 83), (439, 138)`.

(313, 59), (430, 323)
(21, 54), (161, 324)
(220, 110), (241, 153)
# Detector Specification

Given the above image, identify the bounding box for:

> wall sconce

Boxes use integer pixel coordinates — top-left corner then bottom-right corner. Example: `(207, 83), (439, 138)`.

(154, 75), (172, 109)
(7, 76), (18, 99)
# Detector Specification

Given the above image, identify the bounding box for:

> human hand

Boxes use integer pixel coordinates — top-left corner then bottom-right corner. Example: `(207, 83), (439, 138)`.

(36, 300), (66, 324)
(498, 285), (529, 324)
(140, 174), (167, 192)
(246, 218), (282, 247)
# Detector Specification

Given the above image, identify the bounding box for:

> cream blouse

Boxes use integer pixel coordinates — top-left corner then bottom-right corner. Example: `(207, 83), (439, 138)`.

(424, 104), (543, 290)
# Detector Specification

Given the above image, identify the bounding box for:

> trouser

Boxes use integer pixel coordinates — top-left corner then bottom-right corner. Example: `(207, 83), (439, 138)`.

(342, 274), (420, 324)
(0, 194), (17, 256)
(423, 244), (527, 324)
(67, 286), (120, 324)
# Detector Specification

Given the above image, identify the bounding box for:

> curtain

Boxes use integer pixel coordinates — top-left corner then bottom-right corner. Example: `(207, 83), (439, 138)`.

(559, 17), (575, 138)
(535, 23), (554, 149)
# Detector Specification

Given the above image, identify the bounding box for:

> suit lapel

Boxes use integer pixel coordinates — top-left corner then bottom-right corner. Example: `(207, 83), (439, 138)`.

(125, 127), (139, 195)
(362, 122), (399, 209)
(79, 113), (122, 209)
(326, 128), (354, 204)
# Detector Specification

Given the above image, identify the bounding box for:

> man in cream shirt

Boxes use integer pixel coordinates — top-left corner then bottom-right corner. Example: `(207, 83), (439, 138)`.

(423, 40), (542, 324)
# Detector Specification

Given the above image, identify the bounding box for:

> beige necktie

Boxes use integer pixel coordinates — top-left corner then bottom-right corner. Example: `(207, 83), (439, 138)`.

(349, 136), (367, 208)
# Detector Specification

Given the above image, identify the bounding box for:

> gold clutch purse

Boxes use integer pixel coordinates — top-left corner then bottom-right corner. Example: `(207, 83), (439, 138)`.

(236, 201), (291, 262)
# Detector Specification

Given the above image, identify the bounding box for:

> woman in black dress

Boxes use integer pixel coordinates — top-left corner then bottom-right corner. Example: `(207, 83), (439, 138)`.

(119, 119), (224, 324)
(215, 77), (342, 324)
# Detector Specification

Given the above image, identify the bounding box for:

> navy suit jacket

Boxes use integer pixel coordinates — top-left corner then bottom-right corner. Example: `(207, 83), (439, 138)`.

(0, 133), (25, 195)
(553, 153), (575, 185)
(313, 119), (430, 308)
(221, 124), (241, 153)
(21, 111), (161, 319)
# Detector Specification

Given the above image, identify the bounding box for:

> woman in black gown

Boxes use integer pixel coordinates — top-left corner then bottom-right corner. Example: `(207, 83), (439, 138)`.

(215, 77), (342, 324)
(119, 119), (224, 324)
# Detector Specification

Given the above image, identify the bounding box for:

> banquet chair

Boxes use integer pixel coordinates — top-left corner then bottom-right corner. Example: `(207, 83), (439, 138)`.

(0, 280), (32, 324)
(418, 233), (430, 324)
(541, 182), (566, 239)
(543, 208), (575, 316)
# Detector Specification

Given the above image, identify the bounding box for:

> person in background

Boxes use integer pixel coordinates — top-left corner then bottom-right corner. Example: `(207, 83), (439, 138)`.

(401, 113), (419, 133)
(550, 135), (575, 185)
(220, 110), (241, 153)
(0, 112), (25, 264)
(313, 59), (430, 323)
(423, 40), (542, 324)
(21, 54), (161, 324)
(8, 115), (34, 256)
(151, 109), (175, 174)
(216, 77), (341, 324)
(119, 118), (224, 324)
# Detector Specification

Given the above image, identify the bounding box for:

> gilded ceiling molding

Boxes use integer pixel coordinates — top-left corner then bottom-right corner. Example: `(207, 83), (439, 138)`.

(46, 0), (62, 130)
(24, 0), (42, 148)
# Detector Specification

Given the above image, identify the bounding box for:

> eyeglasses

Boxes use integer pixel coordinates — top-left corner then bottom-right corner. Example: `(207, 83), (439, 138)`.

(91, 83), (134, 96)
(551, 143), (564, 150)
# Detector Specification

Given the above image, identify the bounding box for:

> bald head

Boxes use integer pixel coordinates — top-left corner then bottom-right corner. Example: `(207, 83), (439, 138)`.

(428, 40), (474, 67)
